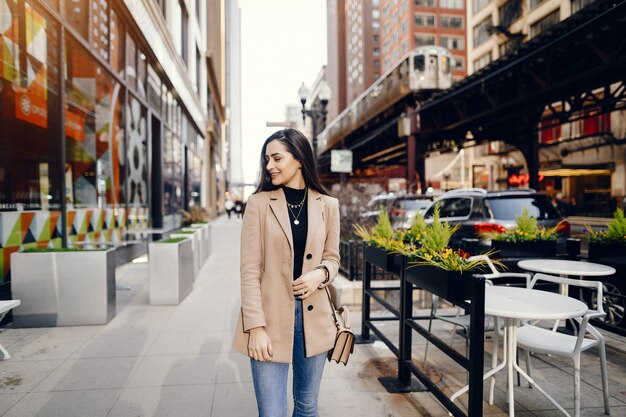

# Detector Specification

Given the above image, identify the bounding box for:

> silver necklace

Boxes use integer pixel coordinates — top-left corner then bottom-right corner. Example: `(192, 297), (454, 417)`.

(287, 188), (307, 225)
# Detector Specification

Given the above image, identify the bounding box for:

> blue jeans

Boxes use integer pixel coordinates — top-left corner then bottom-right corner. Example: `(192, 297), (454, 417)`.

(250, 300), (327, 417)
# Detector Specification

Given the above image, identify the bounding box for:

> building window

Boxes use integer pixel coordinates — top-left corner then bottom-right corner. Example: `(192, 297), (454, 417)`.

(373, 21), (380, 29)
(473, 52), (491, 71)
(440, 36), (464, 50)
(374, 59), (380, 68)
(392, 11), (399, 24)
(440, 15), (463, 29)
(374, 35), (380, 43)
(415, 13), (436, 27)
(383, 3), (391, 16)
(374, 72), (380, 79)
(530, 9), (559, 38)
(373, 47), (380, 56)
(402, 39), (409, 52)
(571, 0), (595, 12)
(393, 30), (399, 42)
(383, 39), (391, 51)
(196, 48), (201, 92)
(499, 0), (522, 28)
(373, 9), (380, 19)
(180, 1), (189, 65)
(473, 16), (493, 46)
(415, 0), (435, 7)
(392, 49), (399, 61)
(400, 0), (408, 13)
(110, 9), (125, 77)
(473, 0), (491, 13)
(439, 0), (464, 9)
(452, 56), (464, 69)
(384, 22), (390, 34)
(402, 19), (408, 32)
(415, 33), (435, 46)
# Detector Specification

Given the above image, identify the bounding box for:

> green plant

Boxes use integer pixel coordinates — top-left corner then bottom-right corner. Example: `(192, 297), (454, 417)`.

(481, 207), (558, 243)
(586, 208), (626, 244)
(404, 205), (501, 272)
(354, 207), (397, 251)
(403, 211), (428, 243)
(155, 237), (188, 244)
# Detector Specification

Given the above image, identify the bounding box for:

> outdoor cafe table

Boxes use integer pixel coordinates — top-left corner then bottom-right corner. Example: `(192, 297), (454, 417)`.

(450, 285), (588, 417)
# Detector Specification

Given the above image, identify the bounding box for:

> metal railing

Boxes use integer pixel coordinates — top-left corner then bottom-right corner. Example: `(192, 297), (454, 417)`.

(359, 247), (487, 416)
(339, 239), (362, 280)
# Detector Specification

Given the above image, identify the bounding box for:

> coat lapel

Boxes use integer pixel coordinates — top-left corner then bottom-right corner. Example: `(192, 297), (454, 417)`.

(305, 189), (324, 254)
(268, 188), (293, 253)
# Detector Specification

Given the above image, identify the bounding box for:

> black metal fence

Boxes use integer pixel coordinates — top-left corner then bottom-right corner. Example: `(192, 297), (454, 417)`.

(339, 239), (362, 280)
(359, 248), (487, 417)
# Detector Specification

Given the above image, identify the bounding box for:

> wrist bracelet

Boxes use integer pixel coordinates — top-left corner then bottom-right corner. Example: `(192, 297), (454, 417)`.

(315, 265), (330, 284)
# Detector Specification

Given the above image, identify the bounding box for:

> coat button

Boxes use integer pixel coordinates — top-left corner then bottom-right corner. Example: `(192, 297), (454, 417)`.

(306, 253), (312, 260)
(307, 305), (314, 311)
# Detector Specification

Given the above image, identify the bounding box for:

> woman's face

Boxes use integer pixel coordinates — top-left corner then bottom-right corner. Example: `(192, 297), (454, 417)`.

(265, 140), (305, 189)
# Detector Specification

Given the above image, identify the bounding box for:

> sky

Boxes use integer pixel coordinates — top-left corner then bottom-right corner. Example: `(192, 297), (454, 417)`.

(238, 0), (328, 184)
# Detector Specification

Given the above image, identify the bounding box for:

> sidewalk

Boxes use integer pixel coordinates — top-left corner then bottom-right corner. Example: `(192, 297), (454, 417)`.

(0, 216), (625, 416)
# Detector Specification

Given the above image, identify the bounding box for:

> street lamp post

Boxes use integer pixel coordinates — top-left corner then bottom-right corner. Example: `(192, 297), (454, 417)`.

(298, 81), (332, 160)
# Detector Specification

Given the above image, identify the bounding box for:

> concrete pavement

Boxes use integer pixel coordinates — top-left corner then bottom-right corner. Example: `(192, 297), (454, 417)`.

(0, 216), (625, 416)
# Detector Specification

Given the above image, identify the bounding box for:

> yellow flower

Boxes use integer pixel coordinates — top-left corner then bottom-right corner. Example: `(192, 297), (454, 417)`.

(424, 253), (433, 260)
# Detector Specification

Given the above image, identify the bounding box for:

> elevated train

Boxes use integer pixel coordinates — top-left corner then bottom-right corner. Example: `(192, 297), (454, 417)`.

(317, 46), (453, 156)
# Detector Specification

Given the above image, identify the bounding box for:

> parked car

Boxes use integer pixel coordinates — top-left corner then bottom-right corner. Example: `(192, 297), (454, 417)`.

(361, 193), (433, 230)
(422, 188), (569, 249)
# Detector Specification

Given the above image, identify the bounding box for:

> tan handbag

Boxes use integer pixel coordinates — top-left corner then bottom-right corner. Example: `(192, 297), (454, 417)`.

(325, 287), (355, 365)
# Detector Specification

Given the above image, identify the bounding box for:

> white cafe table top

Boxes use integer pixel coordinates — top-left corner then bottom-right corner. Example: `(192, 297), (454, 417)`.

(485, 286), (588, 320)
(517, 259), (615, 277)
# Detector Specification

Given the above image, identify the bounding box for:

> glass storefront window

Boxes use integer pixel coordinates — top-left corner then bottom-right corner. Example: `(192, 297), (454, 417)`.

(0, 1), (62, 211)
(64, 0), (89, 39)
(90, 0), (109, 61)
(137, 49), (147, 98)
(126, 33), (137, 91)
(126, 95), (148, 206)
(147, 64), (161, 112)
(65, 34), (124, 208)
(110, 9), (124, 77)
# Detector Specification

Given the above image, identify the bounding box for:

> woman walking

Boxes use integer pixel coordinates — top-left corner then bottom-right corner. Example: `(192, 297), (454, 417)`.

(233, 128), (340, 416)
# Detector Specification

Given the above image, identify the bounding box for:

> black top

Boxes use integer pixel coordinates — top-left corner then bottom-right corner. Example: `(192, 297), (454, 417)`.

(282, 186), (308, 280)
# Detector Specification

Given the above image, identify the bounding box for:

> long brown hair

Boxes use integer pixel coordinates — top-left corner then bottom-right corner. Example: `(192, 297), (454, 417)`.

(254, 129), (329, 196)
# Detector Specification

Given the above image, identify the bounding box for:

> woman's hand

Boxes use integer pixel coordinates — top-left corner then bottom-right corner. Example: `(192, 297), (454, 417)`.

(248, 327), (273, 361)
(292, 269), (326, 300)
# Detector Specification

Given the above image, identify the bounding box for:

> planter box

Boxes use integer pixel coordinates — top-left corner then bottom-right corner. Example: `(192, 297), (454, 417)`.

(588, 241), (626, 263)
(363, 245), (404, 275)
(11, 249), (116, 327)
(149, 239), (194, 305)
(491, 239), (557, 259)
(171, 230), (201, 276)
(190, 223), (211, 261)
(405, 265), (475, 301)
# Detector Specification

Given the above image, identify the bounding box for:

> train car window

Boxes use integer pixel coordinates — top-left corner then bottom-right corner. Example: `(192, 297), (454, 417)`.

(414, 55), (425, 71)
(441, 55), (451, 73)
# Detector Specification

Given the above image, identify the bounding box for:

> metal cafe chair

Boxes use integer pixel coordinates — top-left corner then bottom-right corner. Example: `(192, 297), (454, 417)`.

(515, 273), (610, 417)
(423, 255), (531, 364)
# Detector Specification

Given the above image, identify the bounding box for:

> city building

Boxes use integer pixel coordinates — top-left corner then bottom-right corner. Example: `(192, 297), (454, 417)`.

(462, 0), (626, 214)
(0, 0), (226, 291)
(226, 0), (244, 200)
(326, 0), (348, 122)
(380, 0), (467, 82)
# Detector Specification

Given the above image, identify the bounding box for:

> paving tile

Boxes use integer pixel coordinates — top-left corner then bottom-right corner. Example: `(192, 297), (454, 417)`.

(69, 330), (159, 359)
(0, 393), (25, 414)
(32, 357), (140, 392)
(215, 351), (253, 383)
(1, 388), (120, 417)
(3, 326), (100, 361)
(0, 360), (62, 394)
(108, 385), (215, 417)
(0, 328), (36, 348)
(126, 353), (219, 387)
(146, 331), (223, 356)
(210, 382), (258, 417)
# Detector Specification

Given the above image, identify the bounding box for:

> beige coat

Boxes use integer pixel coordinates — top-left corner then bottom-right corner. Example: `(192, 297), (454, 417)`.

(233, 188), (341, 363)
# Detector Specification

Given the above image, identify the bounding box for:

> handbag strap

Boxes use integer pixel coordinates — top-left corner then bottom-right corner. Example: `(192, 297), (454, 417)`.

(325, 287), (351, 330)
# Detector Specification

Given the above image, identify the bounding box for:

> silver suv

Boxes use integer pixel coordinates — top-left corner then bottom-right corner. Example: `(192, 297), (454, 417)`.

(422, 188), (569, 248)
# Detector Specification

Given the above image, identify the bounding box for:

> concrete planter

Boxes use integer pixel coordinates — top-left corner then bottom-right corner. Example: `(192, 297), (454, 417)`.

(171, 230), (201, 276)
(148, 239), (194, 305)
(190, 223), (211, 261)
(11, 249), (116, 327)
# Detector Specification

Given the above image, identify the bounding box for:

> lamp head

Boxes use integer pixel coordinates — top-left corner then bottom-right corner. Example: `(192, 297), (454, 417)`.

(298, 82), (309, 106)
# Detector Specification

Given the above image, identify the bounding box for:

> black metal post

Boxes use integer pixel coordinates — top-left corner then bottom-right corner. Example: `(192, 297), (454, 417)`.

(360, 255), (372, 341)
(398, 256), (412, 386)
(467, 275), (486, 416)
